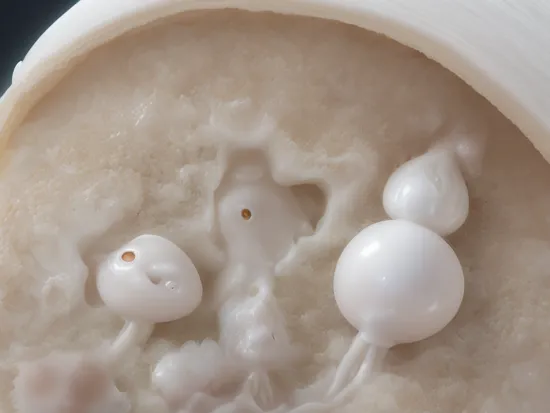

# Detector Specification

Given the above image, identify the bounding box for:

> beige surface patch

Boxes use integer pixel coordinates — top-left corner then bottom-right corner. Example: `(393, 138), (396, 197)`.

(0, 10), (549, 413)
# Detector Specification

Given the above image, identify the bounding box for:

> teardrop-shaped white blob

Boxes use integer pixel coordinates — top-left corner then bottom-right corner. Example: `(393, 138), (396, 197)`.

(383, 150), (469, 236)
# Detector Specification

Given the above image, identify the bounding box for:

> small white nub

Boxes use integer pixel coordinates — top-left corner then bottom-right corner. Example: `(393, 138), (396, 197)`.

(383, 150), (469, 236)
(12, 61), (23, 84)
(96, 234), (203, 324)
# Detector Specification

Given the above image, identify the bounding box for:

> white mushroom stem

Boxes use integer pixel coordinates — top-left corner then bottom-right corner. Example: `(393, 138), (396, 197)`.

(325, 333), (369, 398)
(272, 340), (387, 413)
(105, 320), (154, 365)
(96, 234), (203, 367)
(330, 344), (388, 404)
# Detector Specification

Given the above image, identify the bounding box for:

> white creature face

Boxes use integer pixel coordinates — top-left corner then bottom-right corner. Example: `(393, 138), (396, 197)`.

(96, 234), (203, 323)
(13, 353), (130, 413)
(216, 167), (312, 267)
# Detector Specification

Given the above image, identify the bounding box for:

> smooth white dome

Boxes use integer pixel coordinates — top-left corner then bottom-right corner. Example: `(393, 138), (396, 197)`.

(333, 220), (464, 348)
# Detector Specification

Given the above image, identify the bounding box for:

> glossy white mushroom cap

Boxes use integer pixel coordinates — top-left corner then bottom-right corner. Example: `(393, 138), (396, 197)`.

(334, 220), (464, 348)
(96, 235), (202, 323)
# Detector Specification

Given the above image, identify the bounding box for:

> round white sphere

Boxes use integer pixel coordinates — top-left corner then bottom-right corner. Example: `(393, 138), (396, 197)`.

(333, 220), (464, 348)
(383, 150), (469, 236)
(97, 235), (203, 323)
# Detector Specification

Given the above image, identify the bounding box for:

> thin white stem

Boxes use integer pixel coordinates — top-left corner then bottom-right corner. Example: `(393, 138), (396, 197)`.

(275, 344), (388, 413)
(105, 320), (154, 365)
(332, 345), (388, 404)
(238, 370), (275, 410)
(266, 335), (370, 413)
(325, 333), (368, 398)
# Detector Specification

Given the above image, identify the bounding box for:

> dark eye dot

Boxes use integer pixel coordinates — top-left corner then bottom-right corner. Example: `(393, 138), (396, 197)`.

(241, 208), (252, 220)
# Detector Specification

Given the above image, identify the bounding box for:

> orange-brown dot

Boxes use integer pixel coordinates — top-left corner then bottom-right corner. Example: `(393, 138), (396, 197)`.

(241, 208), (252, 220)
(121, 251), (135, 262)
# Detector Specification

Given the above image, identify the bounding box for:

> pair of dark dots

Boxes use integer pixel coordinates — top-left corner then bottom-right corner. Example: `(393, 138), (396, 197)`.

(121, 208), (252, 262)
(120, 210), (252, 262)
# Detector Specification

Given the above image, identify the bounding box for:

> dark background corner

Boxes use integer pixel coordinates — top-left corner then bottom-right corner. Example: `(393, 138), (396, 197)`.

(0, 0), (79, 93)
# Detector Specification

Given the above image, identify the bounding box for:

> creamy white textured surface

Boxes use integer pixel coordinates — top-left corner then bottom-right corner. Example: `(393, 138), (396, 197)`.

(0, 11), (550, 413)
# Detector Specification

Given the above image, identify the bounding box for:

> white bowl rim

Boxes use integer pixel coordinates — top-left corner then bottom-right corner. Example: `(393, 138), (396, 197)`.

(1, 0), (549, 162)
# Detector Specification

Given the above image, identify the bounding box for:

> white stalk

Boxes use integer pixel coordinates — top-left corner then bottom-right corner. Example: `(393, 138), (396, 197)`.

(96, 234), (203, 366)
(106, 320), (155, 365)
(325, 333), (369, 398)
(330, 345), (388, 405)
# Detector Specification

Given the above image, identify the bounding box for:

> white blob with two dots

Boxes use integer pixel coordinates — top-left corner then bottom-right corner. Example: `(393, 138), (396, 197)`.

(13, 235), (204, 413)
(328, 148), (469, 403)
(96, 234), (203, 363)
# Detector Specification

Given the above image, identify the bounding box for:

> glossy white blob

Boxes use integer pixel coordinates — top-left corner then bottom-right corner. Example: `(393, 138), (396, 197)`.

(97, 235), (202, 323)
(216, 163), (313, 270)
(334, 220), (464, 348)
(383, 150), (469, 236)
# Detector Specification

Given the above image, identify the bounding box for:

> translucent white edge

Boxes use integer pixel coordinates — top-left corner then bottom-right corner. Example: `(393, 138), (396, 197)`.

(0, 0), (549, 163)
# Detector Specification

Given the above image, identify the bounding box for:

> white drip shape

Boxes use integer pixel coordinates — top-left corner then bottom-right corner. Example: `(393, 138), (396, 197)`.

(383, 148), (469, 236)
(214, 159), (313, 409)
